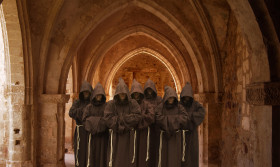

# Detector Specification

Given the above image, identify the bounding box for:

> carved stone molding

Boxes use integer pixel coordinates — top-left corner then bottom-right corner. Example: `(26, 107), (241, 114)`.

(70, 93), (79, 100)
(39, 94), (70, 104)
(194, 93), (224, 104)
(246, 82), (280, 105)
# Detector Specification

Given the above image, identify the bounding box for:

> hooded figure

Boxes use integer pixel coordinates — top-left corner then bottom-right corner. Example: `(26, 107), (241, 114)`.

(180, 83), (205, 167)
(69, 81), (93, 167)
(104, 78), (141, 167)
(155, 86), (189, 167)
(143, 79), (162, 107)
(82, 83), (108, 167)
(130, 79), (154, 167)
(143, 79), (162, 167)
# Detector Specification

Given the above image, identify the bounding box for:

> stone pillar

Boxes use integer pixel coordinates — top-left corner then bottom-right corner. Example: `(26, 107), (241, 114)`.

(38, 94), (70, 167)
(246, 82), (280, 167)
(194, 93), (223, 167)
(22, 104), (33, 167)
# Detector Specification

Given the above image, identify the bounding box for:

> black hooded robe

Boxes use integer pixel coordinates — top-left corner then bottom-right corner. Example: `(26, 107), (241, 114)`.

(180, 83), (205, 167)
(104, 78), (141, 167)
(155, 86), (189, 167)
(143, 79), (162, 167)
(83, 83), (108, 167)
(130, 79), (154, 167)
(69, 81), (93, 167)
(143, 79), (162, 108)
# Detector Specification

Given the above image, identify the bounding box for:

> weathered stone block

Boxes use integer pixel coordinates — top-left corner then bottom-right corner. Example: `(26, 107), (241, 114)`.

(11, 85), (25, 94)
(242, 116), (250, 130)
(11, 93), (24, 104)
(237, 84), (242, 93)
(10, 73), (24, 85)
(237, 67), (242, 82)
(243, 59), (249, 72)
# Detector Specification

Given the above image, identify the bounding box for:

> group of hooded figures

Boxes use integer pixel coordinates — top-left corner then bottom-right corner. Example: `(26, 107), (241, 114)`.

(69, 78), (205, 167)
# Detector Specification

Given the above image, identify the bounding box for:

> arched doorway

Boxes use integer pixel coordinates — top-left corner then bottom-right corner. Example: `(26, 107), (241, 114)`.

(42, 1), (222, 166)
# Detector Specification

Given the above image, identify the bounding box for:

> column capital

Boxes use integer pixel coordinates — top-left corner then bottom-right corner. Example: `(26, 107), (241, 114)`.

(246, 82), (280, 105)
(70, 93), (79, 100)
(194, 92), (223, 104)
(39, 94), (70, 104)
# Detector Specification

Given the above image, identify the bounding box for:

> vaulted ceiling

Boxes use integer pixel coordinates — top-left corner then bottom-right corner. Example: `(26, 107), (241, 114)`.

(26, 0), (230, 94)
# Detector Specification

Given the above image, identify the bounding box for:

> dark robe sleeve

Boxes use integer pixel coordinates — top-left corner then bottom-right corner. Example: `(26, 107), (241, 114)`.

(167, 104), (189, 132)
(155, 104), (168, 131)
(82, 104), (91, 122)
(177, 104), (190, 129)
(85, 117), (106, 134)
(138, 102), (155, 129)
(104, 101), (118, 131)
(123, 100), (142, 129)
(156, 104), (189, 133)
(69, 100), (83, 122)
(82, 104), (107, 134)
(183, 101), (205, 130)
(82, 104), (94, 132)
(191, 101), (205, 127)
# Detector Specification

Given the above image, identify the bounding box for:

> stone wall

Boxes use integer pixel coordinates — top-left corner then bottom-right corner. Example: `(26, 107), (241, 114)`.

(0, 1), (27, 166)
(0, 13), (8, 165)
(221, 12), (271, 166)
(221, 12), (252, 166)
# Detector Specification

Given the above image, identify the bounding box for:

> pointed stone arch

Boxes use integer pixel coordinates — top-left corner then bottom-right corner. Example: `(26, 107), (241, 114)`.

(104, 47), (182, 99)
(84, 25), (193, 91)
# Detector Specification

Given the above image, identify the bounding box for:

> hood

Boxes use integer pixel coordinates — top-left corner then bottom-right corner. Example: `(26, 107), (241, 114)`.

(130, 79), (144, 100)
(91, 82), (106, 103)
(163, 86), (178, 103)
(114, 78), (130, 101)
(180, 82), (193, 100)
(79, 81), (93, 100)
(144, 79), (158, 97)
(130, 79), (144, 95)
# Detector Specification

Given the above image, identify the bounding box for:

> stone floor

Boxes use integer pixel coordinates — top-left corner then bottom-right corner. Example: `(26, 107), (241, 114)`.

(65, 153), (75, 167)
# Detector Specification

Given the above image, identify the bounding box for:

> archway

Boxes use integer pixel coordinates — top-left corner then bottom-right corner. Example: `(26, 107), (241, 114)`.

(41, 1), (220, 166)
(105, 48), (181, 99)
(33, 0), (277, 167)
(0, 0), (279, 166)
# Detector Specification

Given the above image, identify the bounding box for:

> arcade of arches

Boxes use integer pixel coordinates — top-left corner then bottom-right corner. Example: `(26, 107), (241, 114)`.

(0, 0), (279, 166)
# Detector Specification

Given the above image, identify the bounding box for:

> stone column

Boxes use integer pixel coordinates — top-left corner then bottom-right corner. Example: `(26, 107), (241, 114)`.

(246, 82), (280, 167)
(38, 94), (70, 167)
(194, 93), (223, 167)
